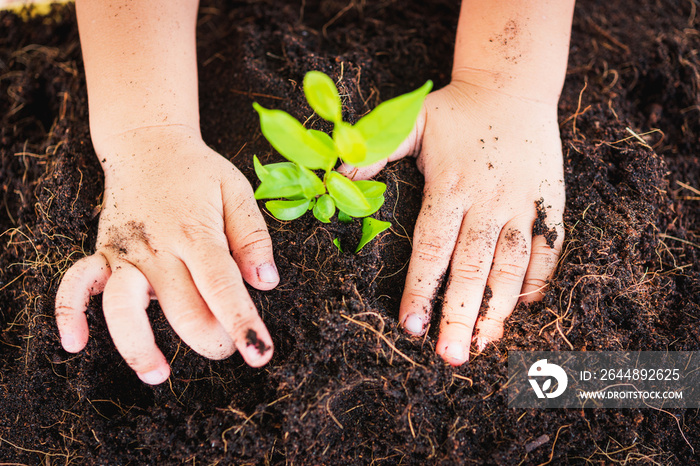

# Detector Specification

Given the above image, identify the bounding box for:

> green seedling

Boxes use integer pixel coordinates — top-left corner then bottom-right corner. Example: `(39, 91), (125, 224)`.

(253, 70), (432, 251)
(332, 218), (390, 254)
(356, 218), (391, 253)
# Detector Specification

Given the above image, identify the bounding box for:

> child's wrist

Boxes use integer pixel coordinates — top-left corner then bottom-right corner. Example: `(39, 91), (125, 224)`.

(451, 67), (563, 108)
(445, 75), (561, 118)
(90, 124), (204, 169)
(87, 103), (200, 145)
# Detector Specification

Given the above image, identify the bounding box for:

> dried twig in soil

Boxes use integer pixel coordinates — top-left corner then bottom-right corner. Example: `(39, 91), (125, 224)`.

(340, 313), (424, 368)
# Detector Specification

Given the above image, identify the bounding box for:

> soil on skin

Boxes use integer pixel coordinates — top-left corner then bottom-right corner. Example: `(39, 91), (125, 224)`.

(1, 0), (699, 463)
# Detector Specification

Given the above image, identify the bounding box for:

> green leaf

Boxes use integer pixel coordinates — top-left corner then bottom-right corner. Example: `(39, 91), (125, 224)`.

(297, 166), (326, 199)
(326, 172), (376, 217)
(354, 180), (387, 199)
(312, 194), (335, 223)
(354, 80), (433, 167)
(355, 217), (391, 253)
(303, 71), (342, 123)
(333, 237), (344, 253)
(255, 163), (325, 200)
(263, 161), (299, 172)
(333, 122), (367, 165)
(253, 103), (336, 170)
(337, 211), (353, 223)
(355, 180), (386, 216)
(364, 194), (385, 216)
(254, 162), (304, 200)
(265, 199), (311, 221)
(326, 173), (386, 218)
(307, 129), (337, 164)
(253, 155), (269, 181)
(351, 179), (386, 217)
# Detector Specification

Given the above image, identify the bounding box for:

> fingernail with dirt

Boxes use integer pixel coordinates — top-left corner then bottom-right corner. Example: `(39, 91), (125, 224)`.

(257, 263), (279, 283)
(403, 313), (424, 335)
(245, 329), (271, 362)
(138, 368), (169, 385)
(475, 336), (490, 352)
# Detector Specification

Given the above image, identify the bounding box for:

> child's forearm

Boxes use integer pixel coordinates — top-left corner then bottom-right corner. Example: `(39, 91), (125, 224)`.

(453, 0), (575, 105)
(76, 0), (201, 153)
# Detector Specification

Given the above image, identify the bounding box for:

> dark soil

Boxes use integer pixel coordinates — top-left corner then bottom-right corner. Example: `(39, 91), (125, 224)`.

(1, 0), (699, 464)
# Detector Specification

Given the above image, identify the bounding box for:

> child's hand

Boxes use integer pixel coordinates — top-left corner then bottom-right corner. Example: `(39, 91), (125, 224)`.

(55, 126), (279, 384)
(350, 80), (565, 365)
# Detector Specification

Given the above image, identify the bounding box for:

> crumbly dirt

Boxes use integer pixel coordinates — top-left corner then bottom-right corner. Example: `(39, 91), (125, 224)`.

(1, 0), (699, 464)
(533, 198), (559, 249)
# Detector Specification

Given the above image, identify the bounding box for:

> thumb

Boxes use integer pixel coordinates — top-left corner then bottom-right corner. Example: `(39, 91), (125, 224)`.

(337, 104), (427, 180)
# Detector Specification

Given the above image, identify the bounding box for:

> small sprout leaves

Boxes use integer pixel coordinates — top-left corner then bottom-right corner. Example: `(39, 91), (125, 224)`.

(363, 194), (385, 217)
(254, 162), (324, 201)
(254, 162), (305, 200)
(253, 71), (431, 251)
(312, 194), (335, 223)
(356, 217), (391, 253)
(304, 71), (342, 123)
(355, 80), (433, 166)
(337, 211), (354, 224)
(355, 180), (386, 217)
(253, 103), (336, 170)
(307, 129), (336, 165)
(253, 155), (269, 179)
(326, 172), (377, 217)
(354, 180), (387, 199)
(265, 199), (311, 221)
(333, 237), (344, 253)
(333, 121), (367, 165)
(297, 165), (326, 199)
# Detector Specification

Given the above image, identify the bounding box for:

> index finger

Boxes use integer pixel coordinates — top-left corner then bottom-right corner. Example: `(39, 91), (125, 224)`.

(399, 190), (463, 336)
(183, 239), (274, 367)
